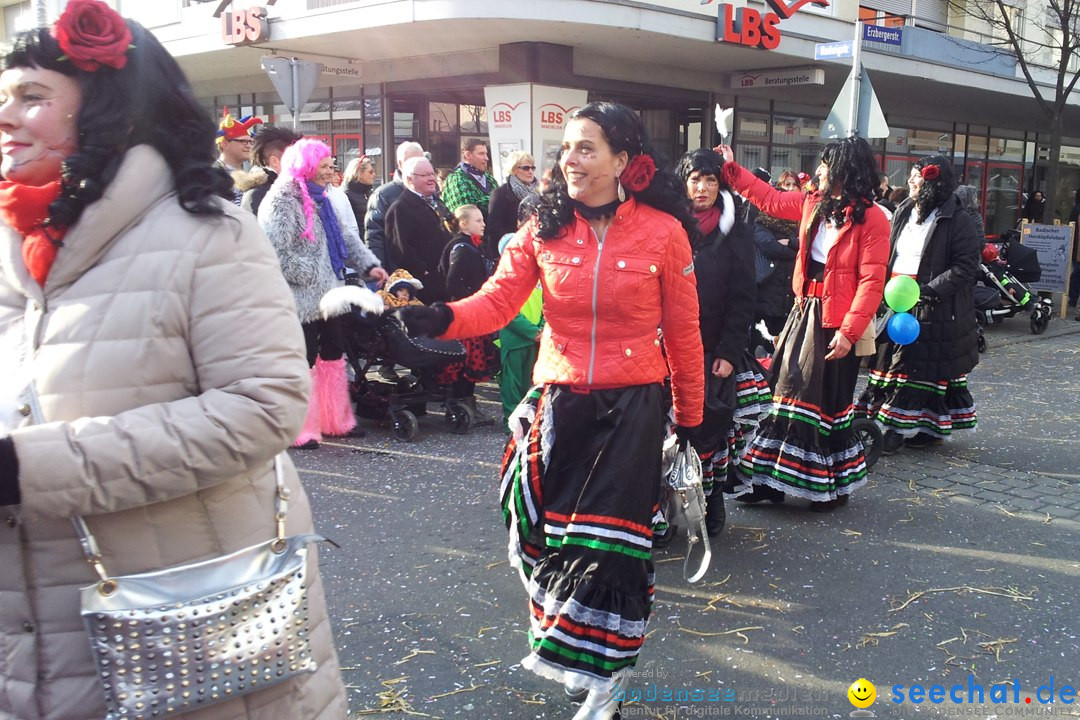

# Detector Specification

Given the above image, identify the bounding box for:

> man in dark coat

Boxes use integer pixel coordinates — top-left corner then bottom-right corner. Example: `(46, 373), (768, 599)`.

(365, 141), (425, 272)
(240, 125), (302, 215)
(384, 157), (454, 304)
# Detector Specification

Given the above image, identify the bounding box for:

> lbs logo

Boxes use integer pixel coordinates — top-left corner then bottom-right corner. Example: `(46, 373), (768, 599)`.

(490, 102), (524, 128)
(538, 103), (580, 130)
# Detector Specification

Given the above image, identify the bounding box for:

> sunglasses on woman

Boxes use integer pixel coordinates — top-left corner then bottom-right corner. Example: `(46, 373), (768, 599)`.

(517, 165), (536, 172)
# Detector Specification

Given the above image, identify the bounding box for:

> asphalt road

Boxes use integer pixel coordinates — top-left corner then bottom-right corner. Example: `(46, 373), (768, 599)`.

(293, 321), (1080, 720)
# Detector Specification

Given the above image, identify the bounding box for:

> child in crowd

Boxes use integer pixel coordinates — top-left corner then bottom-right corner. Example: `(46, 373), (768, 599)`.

(436, 204), (500, 425)
(378, 269), (425, 308)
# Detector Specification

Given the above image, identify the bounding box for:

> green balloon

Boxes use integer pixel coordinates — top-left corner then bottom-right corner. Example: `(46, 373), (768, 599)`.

(884, 275), (920, 312)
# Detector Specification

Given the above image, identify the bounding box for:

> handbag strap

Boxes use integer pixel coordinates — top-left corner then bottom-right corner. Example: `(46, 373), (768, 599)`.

(71, 453), (291, 593)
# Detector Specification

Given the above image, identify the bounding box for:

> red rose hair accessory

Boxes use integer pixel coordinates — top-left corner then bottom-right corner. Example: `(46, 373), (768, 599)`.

(920, 165), (940, 181)
(51, 0), (133, 72)
(622, 154), (656, 193)
(216, 107), (263, 142)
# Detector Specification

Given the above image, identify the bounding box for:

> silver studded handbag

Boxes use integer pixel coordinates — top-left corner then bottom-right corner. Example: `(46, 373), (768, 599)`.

(72, 454), (322, 720)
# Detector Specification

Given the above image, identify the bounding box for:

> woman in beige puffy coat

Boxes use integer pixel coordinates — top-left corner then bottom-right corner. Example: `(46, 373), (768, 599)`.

(0, 5), (346, 719)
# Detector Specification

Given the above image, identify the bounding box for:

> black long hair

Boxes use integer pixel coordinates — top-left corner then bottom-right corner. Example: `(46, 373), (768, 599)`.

(912, 154), (956, 223)
(535, 102), (697, 243)
(816, 136), (879, 227)
(3, 21), (233, 234)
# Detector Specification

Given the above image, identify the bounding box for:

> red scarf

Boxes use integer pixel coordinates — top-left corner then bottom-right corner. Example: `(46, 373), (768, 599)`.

(0, 180), (64, 287)
(693, 205), (721, 237)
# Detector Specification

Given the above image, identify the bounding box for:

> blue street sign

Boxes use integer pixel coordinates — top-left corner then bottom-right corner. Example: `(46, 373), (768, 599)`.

(863, 24), (903, 45)
(814, 40), (854, 60)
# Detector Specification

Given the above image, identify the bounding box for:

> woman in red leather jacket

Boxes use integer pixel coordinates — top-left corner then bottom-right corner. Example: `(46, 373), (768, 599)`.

(402, 102), (704, 720)
(717, 138), (889, 511)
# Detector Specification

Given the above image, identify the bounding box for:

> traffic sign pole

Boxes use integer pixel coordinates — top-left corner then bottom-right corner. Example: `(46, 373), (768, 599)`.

(848, 21), (863, 138)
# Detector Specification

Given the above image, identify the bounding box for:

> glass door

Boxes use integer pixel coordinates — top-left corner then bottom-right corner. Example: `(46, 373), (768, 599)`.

(985, 162), (1024, 238)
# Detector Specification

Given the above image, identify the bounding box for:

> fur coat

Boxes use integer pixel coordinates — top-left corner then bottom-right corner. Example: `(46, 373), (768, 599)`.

(259, 176), (380, 324)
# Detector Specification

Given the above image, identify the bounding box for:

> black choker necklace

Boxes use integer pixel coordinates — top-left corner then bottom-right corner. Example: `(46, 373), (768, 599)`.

(572, 198), (621, 220)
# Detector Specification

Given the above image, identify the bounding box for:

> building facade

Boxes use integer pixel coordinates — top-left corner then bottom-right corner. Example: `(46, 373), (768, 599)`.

(4, 0), (1080, 234)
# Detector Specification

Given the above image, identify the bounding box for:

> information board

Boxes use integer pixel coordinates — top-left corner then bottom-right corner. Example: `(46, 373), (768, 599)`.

(1021, 222), (1072, 292)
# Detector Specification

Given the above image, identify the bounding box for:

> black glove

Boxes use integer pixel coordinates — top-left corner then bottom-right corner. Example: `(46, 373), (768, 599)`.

(674, 423), (705, 451)
(0, 436), (20, 506)
(396, 303), (453, 338)
(918, 284), (940, 306)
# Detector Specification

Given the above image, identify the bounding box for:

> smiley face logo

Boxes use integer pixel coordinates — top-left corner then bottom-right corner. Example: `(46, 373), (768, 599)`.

(848, 679), (876, 709)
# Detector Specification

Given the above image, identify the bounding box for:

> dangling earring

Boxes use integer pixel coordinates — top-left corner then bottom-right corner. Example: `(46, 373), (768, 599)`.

(617, 177), (626, 203)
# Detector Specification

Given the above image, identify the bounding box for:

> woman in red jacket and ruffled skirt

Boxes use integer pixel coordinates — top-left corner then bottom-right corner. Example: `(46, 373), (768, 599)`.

(402, 102), (704, 720)
(717, 138), (889, 511)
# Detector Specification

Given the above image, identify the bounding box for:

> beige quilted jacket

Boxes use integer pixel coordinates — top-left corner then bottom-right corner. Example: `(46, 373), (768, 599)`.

(0, 147), (347, 719)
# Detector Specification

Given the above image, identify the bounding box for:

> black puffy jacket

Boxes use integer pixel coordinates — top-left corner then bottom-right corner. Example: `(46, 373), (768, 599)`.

(694, 198), (757, 365)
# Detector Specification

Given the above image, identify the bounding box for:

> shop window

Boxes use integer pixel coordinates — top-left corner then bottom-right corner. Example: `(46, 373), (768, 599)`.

(459, 105), (488, 136)
(737, 144), (768, 174)
(886, 128), (952, 156)
(989, 137), (1025, 162)
(770, 147), (821, 177)
(737, 113), (770, 142)
(772, 116), (825, 147)
(859, 6), (906, 27)
(429, 103), (459, 134)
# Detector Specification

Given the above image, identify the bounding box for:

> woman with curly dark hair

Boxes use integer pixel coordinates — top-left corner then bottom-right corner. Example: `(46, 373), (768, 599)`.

(672, 148), (770, 534)
(856, 155), (980, 454)
(0, 2), (346, 717)
(717, 137), (889, 511)
(400, 102), (704, 719)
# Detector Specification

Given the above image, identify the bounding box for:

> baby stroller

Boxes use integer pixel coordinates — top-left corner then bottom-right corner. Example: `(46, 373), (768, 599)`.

(973, 230), (1053, 343)
(320, 286), (469, 441)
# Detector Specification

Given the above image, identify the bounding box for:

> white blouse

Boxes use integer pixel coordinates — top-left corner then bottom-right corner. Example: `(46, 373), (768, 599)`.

(893, 209), (938, 277)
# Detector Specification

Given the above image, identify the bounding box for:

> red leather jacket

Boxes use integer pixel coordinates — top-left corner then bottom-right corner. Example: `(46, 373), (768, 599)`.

(723, 162), (889, 343)
(442, 197), (704, 427)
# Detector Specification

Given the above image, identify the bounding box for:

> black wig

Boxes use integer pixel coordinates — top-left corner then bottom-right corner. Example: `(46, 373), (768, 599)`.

(816, 136), (879, 227)
(2, 22), (233, 234)
(912, 154), (957, 223)
(675, 147), (742, 221)
(534, 102), (697, 243)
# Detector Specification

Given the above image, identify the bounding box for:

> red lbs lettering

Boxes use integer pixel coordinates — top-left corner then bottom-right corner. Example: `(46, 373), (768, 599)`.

(245, 7), (269, 43)
(493, 110), (513, 123)
(541, 111), (563, 125)
(719, 4), (783, 49)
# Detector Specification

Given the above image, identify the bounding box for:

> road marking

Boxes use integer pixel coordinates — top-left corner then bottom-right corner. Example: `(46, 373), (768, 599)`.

(319, 440), (501, 469)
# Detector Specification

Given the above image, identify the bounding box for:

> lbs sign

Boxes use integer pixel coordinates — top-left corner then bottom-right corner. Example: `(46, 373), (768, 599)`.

(221, 6), (270, 46)
(712, 0), (830, 50)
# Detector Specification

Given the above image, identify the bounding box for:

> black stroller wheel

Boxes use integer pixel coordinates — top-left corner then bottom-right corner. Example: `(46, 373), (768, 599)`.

(977, 331), (987, 354)
(391, 410), (419, 442)
(1030, 308), (1050, 335)
(852, 417), (883, 471)
(445, 402), (474, 434)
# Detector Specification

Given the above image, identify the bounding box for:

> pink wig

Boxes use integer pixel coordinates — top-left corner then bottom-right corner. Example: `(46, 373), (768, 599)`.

(279, 138), (331, 242)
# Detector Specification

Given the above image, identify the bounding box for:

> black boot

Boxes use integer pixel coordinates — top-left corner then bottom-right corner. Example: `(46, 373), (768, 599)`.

(705, 492), (726, 536)
(881, 430), (904, 455)
(457, 395), (496, 427)
(736, 484), (785, 504)
(652, 524), (676, 549)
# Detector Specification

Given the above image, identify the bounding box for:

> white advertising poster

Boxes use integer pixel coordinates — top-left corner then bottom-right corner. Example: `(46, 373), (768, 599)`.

(483, 84), (532, 182)
(531, 85), (588, 180)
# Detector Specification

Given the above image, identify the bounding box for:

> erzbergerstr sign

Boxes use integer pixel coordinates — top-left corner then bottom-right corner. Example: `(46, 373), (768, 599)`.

(702, 0), (830, 50)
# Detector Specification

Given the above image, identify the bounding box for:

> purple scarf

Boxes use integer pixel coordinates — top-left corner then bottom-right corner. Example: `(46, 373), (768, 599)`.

(306, 181), (348, 279)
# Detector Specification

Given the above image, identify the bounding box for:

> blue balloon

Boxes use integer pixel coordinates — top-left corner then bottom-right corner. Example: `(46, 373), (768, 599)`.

(887, 312), (921, 345)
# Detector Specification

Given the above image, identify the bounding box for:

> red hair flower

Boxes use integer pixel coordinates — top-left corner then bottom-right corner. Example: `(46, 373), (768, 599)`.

(52, 0), (133, 72)
(920, 165), (940, 181)
(622, 154), (656, 193)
